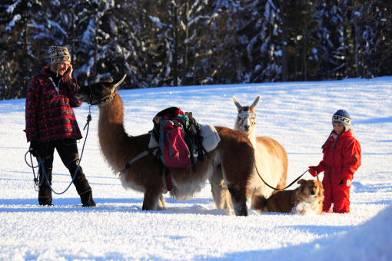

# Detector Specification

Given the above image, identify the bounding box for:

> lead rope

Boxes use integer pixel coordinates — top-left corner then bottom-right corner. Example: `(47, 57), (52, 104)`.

(25, 105), (92, 194)
(255, 164), (310, 191)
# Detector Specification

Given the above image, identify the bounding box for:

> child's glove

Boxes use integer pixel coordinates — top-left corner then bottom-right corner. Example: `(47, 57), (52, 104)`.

(308, 166), (321, 177)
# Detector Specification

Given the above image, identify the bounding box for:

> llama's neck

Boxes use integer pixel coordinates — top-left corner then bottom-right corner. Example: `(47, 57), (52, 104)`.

(98, 94), (132, 171)
(247, 129), (257, 147)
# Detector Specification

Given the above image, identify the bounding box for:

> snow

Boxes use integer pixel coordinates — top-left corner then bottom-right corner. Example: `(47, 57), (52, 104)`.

(149, 16), (165, 29)
(81, 19), (97, 47)
(5, 14), (21, 32)
(0, 77), (391, 260)
(48, 19), (68, 37)
(6, 0), (21, 14)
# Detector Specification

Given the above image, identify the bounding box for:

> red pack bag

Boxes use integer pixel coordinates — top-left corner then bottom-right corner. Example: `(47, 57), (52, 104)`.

(159, 119), (191, 168)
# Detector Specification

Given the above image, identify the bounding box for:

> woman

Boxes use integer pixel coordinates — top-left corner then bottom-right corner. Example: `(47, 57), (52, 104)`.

(308, 110), (361, 213)
(25, 46), (95, 207)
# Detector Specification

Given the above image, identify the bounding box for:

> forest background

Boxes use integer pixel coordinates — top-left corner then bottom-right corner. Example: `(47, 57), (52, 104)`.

(1, 0), (391, 99)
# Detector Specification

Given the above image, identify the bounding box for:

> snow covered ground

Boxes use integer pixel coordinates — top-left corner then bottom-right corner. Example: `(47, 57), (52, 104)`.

(0, 77), (391, 260)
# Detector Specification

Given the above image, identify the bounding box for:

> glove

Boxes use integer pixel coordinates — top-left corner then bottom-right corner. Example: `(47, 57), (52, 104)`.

(29, 140), (40, 158)
(308, 166), (320, 177)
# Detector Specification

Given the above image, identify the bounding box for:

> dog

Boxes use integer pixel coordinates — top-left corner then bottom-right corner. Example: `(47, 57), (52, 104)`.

(261, 179), (324, 215)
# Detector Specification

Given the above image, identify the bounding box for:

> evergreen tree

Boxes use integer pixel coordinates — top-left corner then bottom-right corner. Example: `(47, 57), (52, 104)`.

(375, 1), (392, 77)
(281, 0), (318, 81)
(241, 0), (284, 82)
(1, 0), (392, 99)
(0, 0), (48, 98)
(199, 1), (243, 84)
(164, 0), (217, 86)
(313, 0), (350, 79)
(350, 0), (392, 78)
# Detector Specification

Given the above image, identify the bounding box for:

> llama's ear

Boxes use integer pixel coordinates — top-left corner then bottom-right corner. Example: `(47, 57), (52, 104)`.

(112, 74), (127, 90)
(297, 179), (306, 185)
(233, 96), (242, 111)
(250, 96), (261, 110)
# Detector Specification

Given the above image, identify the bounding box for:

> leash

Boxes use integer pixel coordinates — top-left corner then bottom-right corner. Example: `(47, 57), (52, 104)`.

(120, 147), (174, 192)
(120, 147), (160, 173)
(255, 164), (310, 191)
(25, 106), (92, 194)
(24, 150), (40, 190)
(120, 150), (150, 173)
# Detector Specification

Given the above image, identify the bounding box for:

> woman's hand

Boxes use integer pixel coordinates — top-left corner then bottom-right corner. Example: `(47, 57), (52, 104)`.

(64, 64), (73, 80)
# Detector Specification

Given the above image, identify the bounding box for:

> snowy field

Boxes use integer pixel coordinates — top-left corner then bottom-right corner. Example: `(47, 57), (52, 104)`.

(0, 77), (391, 260)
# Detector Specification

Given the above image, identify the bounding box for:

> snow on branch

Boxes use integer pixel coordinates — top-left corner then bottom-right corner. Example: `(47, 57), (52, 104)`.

(82, 19), (97, 47)
(6, 14), (21, 32)
(48, 19), (68, 37)
(6, 0), (21, 14)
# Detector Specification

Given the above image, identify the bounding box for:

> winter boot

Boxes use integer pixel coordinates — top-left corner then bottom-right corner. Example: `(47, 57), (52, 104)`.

(38, 164), (53, 206)
(71, 166), (96, 207)
(80, 190), (96, 207)
(38, 186), (52, 206)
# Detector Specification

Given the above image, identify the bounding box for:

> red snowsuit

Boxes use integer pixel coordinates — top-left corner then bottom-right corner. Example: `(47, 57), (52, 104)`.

(314, 130), (361, 213)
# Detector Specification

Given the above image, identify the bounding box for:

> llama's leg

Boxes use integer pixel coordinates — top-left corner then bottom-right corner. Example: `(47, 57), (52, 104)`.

(228, 184), (248, 216)
(209, 165), (232, 209)
(158, 194), (166, 210)
(217, 129), (255, 216)
(220, 161), (252, 215)
(221, 153), (253, 216)
(142, 189), (162, 210)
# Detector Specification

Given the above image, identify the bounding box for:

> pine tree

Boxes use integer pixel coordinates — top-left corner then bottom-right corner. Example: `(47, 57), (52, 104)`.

(1, 0), (392, 99)
(280, 0), (318, 81)
(376, 1), (392, 77)
(197, 0), (243, 84)
(313, 0), (350, 79)
(350, 0), (392, 78)
(164, 0), (217, 86)
(0, 0), (46, 98)
(241, 0), (284, 82)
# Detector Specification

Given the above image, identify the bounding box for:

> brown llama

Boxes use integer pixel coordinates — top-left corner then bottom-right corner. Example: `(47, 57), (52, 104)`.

(232, 96), (288, 211)
(77, 76), (256, 216)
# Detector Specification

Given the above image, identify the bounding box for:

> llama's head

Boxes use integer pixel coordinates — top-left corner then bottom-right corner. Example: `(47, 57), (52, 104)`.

(233, 96), (260, 135)
(77, 74), (126, 105)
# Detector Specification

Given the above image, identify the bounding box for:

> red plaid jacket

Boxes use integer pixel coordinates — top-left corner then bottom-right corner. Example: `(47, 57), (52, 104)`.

(25, 66), (82, 142)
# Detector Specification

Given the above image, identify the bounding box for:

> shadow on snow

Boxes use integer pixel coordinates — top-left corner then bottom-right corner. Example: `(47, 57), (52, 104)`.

(0, 196), (224, 216)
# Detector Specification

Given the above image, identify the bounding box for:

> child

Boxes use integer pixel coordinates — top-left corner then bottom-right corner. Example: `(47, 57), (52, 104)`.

(308, 109), (361, 213)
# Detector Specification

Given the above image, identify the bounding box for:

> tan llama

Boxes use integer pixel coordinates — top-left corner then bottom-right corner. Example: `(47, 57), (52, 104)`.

(232, 96), (288, 211)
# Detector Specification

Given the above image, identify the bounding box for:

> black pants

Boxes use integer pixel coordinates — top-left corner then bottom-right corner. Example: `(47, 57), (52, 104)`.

(36, 139), (92, 204)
